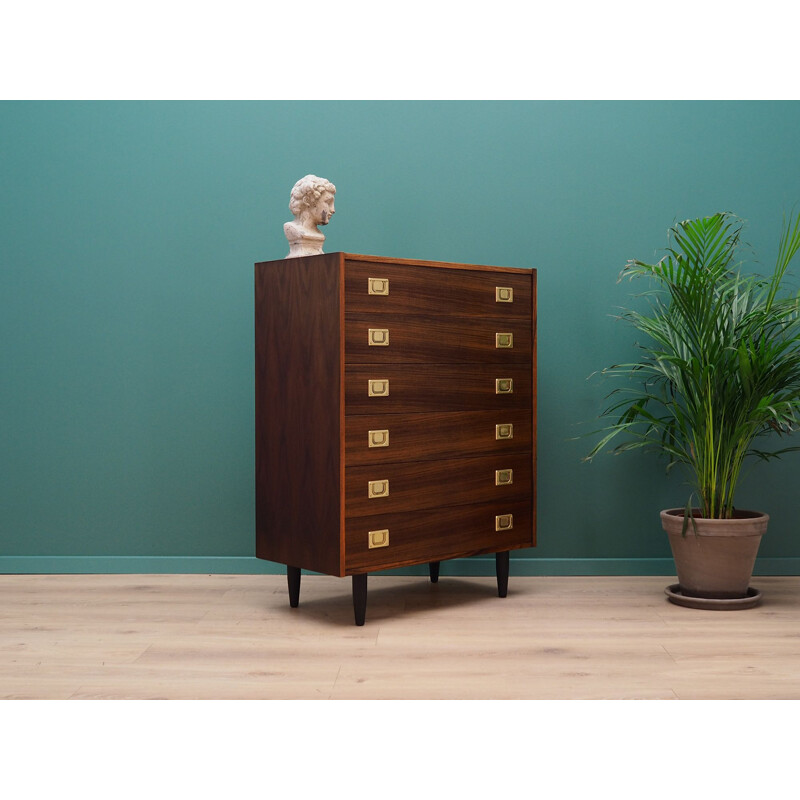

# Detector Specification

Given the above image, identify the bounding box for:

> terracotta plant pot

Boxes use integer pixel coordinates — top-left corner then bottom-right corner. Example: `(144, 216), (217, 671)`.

(661, 508), (768, 600)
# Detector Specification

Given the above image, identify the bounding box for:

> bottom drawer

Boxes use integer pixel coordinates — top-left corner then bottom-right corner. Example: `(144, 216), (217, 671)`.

(345, 498), (533, 574)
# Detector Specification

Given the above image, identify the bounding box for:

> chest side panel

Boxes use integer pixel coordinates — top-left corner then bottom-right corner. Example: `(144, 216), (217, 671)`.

(255, 254), (343, 576)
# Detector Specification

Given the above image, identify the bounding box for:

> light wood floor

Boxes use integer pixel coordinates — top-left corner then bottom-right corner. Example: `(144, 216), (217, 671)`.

(1, 573), (799, 699)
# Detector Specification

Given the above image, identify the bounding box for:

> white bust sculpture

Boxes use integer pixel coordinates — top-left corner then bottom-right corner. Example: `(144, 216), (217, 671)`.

(284, 174), (336, 258)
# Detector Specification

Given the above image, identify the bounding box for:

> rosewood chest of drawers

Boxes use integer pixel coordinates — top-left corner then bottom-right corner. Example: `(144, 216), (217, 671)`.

(255, 253), (537, 624)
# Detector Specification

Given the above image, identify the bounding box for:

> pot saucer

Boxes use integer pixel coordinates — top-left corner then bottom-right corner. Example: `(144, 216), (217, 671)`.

(664, 584), (762, 610)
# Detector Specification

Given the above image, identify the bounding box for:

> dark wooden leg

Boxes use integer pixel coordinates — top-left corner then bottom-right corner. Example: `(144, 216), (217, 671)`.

(352, 573), (368, 626)
(287, 565), (301, 608)
(496, 551), (509, 598)
(429, 561), (440, 583)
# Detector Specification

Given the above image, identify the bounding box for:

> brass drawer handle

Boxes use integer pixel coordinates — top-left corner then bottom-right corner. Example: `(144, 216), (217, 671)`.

(368, 379), (389, 396)
(495, 332), (513, 349)
(368, 429), (389, 448)
(496, 287), (514, 303)
(496, 423), (514, 440)
(368, 328), (390, 346)
(368, 479), (389, 498)
(495, 378), (513, 394)
(495, 469), (514, 486)
(368, 529), (390, 549)
(496, 514), (514, 531)
(368, 277), (389, 295)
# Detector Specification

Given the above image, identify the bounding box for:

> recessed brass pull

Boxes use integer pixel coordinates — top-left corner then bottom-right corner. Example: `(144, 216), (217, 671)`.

(495, 469), (514, 486)
(368, 529), (390, 549)
(496, 423), (514, 440)
(496, 332), (513, 349)
(368, 328), (390, 346)
(368, 429), (389, 448)
(495, 378), (513, 394)
(368, 479), (389, 498)
(368, 379), (389, 396)
(496, 514), (514, 531)
(368, 277), (389, 295)
(496, 287), (514, 303)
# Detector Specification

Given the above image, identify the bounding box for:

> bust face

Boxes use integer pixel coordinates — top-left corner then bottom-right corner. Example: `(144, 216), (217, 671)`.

(311, 191), (335, 227)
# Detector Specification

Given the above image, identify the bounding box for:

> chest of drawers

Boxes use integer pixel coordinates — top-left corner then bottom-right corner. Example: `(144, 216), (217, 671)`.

(255, 253), (537, 624)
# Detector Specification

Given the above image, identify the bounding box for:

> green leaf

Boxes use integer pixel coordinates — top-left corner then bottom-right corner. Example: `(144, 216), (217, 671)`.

(584, 210), (800, 518)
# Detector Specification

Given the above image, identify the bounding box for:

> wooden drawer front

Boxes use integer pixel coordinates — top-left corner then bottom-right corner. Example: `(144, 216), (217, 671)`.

(345, 498), (533, 573)
(345, 364), (532, 414)
(345, 453), (532, 518)
(345, 260), (533, 318)
(344, 314), (531, 364)
(345, 410), (533, 466)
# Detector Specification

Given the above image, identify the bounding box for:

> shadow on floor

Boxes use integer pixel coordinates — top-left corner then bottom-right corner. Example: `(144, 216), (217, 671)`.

(268, 575), (530, 627)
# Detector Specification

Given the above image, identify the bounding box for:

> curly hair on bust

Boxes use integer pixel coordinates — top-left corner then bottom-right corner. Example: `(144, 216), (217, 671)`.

(289, 175), (336, 216)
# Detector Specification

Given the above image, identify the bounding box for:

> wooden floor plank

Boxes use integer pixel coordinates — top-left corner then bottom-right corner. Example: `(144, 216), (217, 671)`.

(1, 574), (799, 699)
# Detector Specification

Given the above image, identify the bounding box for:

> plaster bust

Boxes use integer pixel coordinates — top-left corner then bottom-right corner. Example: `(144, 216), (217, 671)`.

(284, 174), (336, 258)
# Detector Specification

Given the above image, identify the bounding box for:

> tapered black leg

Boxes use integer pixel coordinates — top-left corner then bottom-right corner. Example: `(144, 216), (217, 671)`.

(352, 573), (368, 626)
(429, 561), (440, 583)
(287, 565), (301, 608)
(496, 551), (509, 598)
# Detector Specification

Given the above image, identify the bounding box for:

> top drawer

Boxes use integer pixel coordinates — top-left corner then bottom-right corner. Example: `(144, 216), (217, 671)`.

(344, 259), (533, 318)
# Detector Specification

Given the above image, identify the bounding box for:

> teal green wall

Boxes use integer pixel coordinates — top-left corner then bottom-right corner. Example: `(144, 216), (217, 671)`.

(3, 100), (800, 575)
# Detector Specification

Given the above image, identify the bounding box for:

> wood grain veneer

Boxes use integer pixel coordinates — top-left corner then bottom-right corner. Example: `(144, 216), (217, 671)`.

(344, 259), (533, 317)
(344, 410), (533, 466)
(255, 253), (537, 623)
(344, 363), (533, 414)
(345, 498), (534, 572)
(344, 453), (533, 518)
(344, 313), (532, 364)
(254, 253), (342, 576)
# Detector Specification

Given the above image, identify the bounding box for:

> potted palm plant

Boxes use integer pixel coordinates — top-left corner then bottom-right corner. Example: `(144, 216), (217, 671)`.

(587, 211), (800, 608)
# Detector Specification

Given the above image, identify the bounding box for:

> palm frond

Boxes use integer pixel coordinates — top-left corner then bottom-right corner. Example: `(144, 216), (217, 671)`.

(587, 210), (800, 518)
